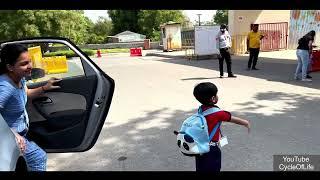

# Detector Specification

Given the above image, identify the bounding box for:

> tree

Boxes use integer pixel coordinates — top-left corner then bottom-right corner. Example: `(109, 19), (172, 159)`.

(137, 10), (188, 40)
(91, 17), (113, 37)
(107, 10), (187, 40)
(0, 10), (40, 40)
(107, 10), (141, 35)
(87, 17), (113, 44)
(0, 10), (92, 44)
(213, 10), (228, 25)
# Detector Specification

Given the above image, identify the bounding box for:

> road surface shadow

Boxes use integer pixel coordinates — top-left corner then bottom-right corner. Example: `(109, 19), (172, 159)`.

(154, 56), (320, 90)
(48, 90), (320, 171)
(181, 77), (221, 81)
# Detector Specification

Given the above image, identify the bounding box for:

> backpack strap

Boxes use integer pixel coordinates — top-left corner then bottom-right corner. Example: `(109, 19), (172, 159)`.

(202, 107), (221, 116)
(209, 121), (222, 142)
(198, 107), (222, 141)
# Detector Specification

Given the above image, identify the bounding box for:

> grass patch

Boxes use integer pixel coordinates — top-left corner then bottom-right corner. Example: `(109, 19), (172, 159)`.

(43, 49), (95, 58)
(43, 48), (130, 58)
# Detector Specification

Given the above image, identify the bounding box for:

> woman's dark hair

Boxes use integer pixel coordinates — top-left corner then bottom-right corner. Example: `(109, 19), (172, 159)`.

(0, 43), (28, 74)
(308, 30), (316, 37)
(193, 82), (218, 106)
(303, 30), (316, 40)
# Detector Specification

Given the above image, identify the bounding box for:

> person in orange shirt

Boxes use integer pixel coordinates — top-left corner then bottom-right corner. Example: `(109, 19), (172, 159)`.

(247, 24), (264, 70)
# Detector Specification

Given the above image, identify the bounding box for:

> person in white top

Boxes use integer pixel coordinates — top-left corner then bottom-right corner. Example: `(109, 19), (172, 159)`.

(216, 24), (236, 78)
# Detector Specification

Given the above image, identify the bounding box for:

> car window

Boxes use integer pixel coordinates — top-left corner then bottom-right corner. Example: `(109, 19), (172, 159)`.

(24, 42), (85, 85)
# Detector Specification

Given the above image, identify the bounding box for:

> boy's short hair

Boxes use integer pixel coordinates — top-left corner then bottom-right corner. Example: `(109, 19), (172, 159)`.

(193, 82), (218, 105)
(220, 24), (227, 29)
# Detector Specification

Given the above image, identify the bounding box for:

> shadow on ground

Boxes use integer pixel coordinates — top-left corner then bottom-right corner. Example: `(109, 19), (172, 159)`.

(154, 55), (320, 90)
(48, 89), (320, 171)
(222, 90), (320, 171)
(48, 108), (195, 171)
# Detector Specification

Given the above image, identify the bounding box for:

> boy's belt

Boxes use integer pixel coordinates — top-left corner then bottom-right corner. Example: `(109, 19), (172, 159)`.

(209, 141), (219, 146)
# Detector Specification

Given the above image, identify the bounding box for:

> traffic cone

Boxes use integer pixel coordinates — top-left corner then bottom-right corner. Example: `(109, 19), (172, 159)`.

(97, 49), (102, 58)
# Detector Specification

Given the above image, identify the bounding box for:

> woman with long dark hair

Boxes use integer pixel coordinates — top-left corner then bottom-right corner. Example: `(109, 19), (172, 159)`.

(0, 43), (61, 171)
(294, 30), (316, 82)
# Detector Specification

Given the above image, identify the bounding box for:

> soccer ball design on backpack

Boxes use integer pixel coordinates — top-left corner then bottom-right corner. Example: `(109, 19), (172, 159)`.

(176, 107), (221, 156)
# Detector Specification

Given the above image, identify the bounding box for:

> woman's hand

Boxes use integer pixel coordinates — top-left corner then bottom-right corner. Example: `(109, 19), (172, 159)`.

(12, 131), (26, 154)
(43, 77), (62, 91)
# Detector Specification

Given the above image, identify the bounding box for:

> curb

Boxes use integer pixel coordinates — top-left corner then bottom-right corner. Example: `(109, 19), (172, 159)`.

(145, 53), (185, 59)
(145, 53), (220, 60)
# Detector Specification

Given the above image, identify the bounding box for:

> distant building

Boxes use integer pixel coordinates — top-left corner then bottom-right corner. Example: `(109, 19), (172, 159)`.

(160, 21), (182, 51)
(228, 10), (320, 53)
(107, 31), (146, 43)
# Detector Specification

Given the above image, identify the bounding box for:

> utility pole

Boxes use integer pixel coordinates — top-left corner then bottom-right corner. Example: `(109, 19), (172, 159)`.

(196, 14), (202, 26)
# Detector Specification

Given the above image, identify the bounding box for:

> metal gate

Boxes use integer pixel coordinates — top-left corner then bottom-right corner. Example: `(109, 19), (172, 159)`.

(181, 29), (195, 47)
(256, 22), (288, 51)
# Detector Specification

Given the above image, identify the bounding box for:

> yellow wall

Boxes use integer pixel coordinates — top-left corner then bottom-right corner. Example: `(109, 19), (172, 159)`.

(228, 10), (290, 54)
(164, 24), (182, 50)
(256, 10), (290, 24)
(228, 10), (290, 36)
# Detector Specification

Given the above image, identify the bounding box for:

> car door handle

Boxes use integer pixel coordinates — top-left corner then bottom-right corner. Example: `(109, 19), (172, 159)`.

(94, 96), (105, 107)
(36, 96), (53, 105)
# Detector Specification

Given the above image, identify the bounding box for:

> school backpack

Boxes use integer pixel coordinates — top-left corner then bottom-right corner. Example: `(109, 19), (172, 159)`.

(176, 106), (221, 156)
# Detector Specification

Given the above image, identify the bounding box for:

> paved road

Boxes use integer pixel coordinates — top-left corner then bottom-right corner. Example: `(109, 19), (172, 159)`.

(47, 55), (320, 171)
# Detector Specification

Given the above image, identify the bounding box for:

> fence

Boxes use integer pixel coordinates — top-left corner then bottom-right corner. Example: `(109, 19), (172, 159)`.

(181, 29), (195, 47)
(231, 35), (248, 55)
(258, 22), (288, 51)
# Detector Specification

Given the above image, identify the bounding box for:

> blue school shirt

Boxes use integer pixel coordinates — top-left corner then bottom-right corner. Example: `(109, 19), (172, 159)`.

(0, 74), (29, 133)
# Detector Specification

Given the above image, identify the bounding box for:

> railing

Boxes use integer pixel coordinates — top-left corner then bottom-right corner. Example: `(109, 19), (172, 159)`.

(231, 35), (248, 55)
(181, 30), (195, 47)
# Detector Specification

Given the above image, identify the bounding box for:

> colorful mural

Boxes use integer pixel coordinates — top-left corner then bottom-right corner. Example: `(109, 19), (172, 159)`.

(289, 10), (320, 49)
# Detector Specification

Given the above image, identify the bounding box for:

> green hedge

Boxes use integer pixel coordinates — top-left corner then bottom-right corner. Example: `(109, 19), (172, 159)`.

(43, 48), (130, 58)
(100, 48), (130, 53)
(43, 49), (95, 58)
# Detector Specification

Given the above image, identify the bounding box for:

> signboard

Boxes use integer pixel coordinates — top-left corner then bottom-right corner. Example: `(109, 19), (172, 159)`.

(194, 26), (220, 56)
(238, 16), (244, 22)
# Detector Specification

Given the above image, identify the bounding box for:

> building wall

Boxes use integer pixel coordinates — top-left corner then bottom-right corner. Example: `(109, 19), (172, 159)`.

(118, 34), (146, 42)
(256, 10), (290, 24)
(288, 10), (320, 49)
(228, 10), (290, 36)
(163, 24), (182, 50)
(228, 10), (261, 36)
(228, 10), (290, 54)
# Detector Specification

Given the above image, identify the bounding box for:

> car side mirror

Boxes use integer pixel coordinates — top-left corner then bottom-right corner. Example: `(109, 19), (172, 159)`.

(25, 68), (45, 80)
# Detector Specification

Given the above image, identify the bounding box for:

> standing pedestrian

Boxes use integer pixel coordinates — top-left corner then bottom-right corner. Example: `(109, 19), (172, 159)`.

(216, 24), (236, 78)
(247, 24), (264, 70)
(294, 30), (316, 82)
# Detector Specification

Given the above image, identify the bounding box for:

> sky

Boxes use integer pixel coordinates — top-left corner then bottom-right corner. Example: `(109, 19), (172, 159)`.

(84, 10), (217, 23)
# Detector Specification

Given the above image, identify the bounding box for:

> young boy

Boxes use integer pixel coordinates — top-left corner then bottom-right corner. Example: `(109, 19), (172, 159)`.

(193, 82), (250, 172)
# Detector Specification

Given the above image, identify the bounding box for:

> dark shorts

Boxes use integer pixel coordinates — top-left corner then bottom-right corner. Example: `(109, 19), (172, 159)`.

(195, 145), (221, 172)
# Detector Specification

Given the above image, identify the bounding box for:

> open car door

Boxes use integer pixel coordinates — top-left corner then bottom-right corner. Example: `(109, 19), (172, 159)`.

(0, 38), (114, 153)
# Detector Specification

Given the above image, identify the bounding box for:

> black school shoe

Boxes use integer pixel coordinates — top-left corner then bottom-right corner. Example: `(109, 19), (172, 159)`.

(307, 75), (312, 79)
(228, 74), (237, 78)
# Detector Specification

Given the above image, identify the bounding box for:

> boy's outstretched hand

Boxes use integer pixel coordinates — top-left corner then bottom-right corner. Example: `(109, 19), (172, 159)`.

(245, 121), (251, 133)
(230, 116), (251, 133)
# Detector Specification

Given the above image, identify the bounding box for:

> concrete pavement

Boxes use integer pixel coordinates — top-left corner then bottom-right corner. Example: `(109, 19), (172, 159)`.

(47, 54), (320, 171)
